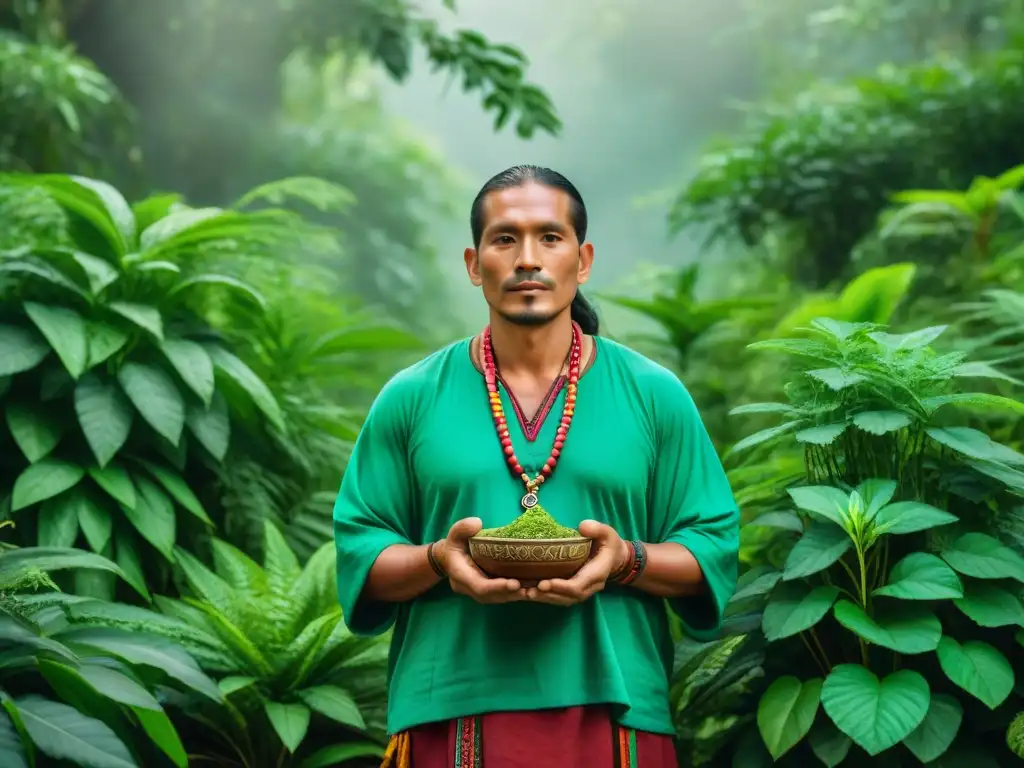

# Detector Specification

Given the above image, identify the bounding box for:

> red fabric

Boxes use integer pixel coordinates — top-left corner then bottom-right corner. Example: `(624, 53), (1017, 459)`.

(405, 705), (676, 768)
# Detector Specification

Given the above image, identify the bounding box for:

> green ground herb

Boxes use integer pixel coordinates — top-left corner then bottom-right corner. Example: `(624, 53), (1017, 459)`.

(478, 505), (579, 539)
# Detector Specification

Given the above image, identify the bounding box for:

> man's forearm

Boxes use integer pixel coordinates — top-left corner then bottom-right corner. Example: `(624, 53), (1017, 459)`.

(624, 542), (707, 599)
(363, 543), (443, 603)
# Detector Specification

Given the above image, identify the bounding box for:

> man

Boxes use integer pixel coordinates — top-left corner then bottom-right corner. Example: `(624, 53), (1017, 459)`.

(334, 165), (740, 768)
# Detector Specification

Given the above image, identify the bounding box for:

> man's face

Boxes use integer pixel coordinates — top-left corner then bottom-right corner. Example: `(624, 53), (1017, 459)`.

(465, 182), (593, 327)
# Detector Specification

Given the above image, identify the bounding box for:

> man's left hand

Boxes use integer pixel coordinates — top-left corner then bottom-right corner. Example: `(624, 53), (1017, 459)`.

(525, 520), (631, 606)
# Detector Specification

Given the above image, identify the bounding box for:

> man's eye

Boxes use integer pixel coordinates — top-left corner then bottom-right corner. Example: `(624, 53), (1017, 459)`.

(495, 235), (514, 245)
(541, 234), (561, 243)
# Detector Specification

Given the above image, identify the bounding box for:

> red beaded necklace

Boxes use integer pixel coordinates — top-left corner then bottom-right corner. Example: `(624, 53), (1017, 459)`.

(482, 322), (582, 510)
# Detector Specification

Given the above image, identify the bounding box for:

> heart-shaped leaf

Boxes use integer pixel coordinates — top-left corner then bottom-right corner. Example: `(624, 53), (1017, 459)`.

(873, 553), (963, 600)
(783, 522), (853, 581)
(756, 676), (821, 759)
(833, 600), (941, 654)
(941, 533), (1024, 583)
(901, 693), (962, 763)
(935, 637), (1014, 709)
(821, 665), (930, 756)
(954, 581), (1024, 628)
(762, 583), (839, 641)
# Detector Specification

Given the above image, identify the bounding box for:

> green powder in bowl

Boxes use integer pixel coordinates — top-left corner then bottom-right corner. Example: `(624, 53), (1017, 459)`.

(477, 505), (579, 540)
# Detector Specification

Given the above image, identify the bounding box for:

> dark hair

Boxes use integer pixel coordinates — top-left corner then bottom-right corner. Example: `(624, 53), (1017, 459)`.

(469, 164), (600, 335)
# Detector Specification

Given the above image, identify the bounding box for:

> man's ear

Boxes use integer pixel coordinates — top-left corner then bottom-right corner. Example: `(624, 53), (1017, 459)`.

(577, 242), (594, 286)
(464, 247), (482, 287)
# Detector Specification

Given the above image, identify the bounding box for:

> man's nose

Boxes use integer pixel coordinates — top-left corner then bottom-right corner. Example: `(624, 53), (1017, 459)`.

(515, 240), (542, 271)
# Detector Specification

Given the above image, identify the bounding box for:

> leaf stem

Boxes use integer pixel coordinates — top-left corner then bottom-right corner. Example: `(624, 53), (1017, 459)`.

(809, 628), (831, 672)
(855, 543), (871, 667)
(799, 631), (827, 676)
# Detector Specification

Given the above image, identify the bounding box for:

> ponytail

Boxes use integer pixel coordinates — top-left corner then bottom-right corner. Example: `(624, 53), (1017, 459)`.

(570, 291), (600, 335)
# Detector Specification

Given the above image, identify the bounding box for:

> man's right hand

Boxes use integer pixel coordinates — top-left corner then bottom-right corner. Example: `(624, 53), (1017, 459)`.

(435, 517), (526, 604)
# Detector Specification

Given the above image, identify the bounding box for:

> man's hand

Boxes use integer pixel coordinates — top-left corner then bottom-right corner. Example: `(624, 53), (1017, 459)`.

(526, 520), (631, 606)
(436, 518), (526, 604)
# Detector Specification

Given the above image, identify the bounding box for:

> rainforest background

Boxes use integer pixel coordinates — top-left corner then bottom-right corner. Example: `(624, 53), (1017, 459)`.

(1, 0), (1023, 765)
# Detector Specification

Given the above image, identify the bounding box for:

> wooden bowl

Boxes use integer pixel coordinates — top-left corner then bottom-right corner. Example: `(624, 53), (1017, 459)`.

(468, 536), (593, 585)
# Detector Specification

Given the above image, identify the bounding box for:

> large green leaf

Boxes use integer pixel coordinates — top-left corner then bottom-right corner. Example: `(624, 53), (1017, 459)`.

(922, 392), (1024, 416)
(24, 302), (88, 379)
(71, 176), (136, 249)
(85, 321), (128, 367)
(55, 627), (220, 701)
(0, 710), (28, 768)
(40, 659), (160, 711)
(0, 258), (87, 298)
(168, 273), (267, 309)
(786, 486), (850, 528)
(873, 502), (958, 536)
(730, 570), (782, 603)
(137, 461), (211, 525)
(266, 701), (311, 753)
(60, 249), (120, 296)
(852, 410), (911, 435)
(185, 394), (230, 461)
(730, 420), (805, 454)
(756, 676), (821, 760)
(935, 637), (1014, 709)
(820, 665), (929, 756)
(88, 465), (136, 510)
(762, 583), (839, 641)
(76, 494), (113, 553)
(139, 207), (223, 251)
(12, 459), (84, 511)
(782, 522), (853, 580)
(927, 427), (1024, 466)
(108, 302), (164, 340)
(807, 719), (851, 767)
(832, 600), (941, 654)
(297, 686), (366, 731)
(940, 533), (1024, 583)
(795, 423), (847, 445)
(37, 495), (80, 548)
(121, 476), (175, 560)
(134, 707), (187, 768)
(0, 324), (50, 376)
(113, 530), (150, 600)
(806, 368), (865, 390)
(954, 581), (1024, 628)
(160, 338), (214, 406)
(75, 375), (133, 468)
(854, 479), (897, 521)
(117, 362), (185, 446)
(0, 547), (126, 587)
(5, 403), (63, 462)
(902, 693), (962, 763)
(13, 695), (135, 768)
(207, 345), (284, 430)
(868, 325), (946, 350)
(873, 553), (963, 600)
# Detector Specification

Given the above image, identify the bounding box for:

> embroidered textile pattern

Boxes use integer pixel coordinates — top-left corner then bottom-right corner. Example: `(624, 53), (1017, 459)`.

(455, 716), (482, 767)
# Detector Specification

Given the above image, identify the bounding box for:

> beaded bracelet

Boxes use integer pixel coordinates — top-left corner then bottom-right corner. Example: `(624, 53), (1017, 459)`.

(614, 540), (647, 586)
(426, 542), (447, 579)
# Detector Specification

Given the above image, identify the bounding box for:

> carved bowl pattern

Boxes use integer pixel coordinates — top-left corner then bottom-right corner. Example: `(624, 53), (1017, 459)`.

(468, 536), (593, 584)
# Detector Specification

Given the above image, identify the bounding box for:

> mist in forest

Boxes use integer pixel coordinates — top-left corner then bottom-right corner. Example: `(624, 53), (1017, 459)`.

(381, 0), (759, 331)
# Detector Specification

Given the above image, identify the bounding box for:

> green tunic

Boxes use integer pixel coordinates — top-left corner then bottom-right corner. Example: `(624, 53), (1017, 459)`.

(333, 336), (739, 736)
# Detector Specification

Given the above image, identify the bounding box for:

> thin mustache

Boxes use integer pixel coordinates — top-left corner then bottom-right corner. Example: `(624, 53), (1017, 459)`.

(505, 277), (555, 290)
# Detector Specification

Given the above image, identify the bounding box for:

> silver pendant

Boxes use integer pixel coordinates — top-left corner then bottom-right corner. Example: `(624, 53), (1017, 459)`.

(521, 492), (539, 509)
